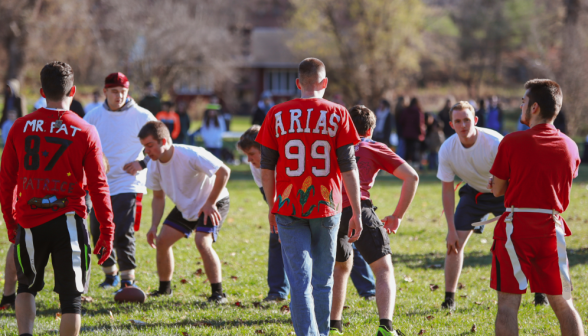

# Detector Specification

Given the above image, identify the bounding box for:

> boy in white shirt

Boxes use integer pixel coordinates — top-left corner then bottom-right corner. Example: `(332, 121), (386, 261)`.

(141, 121), (231, 303)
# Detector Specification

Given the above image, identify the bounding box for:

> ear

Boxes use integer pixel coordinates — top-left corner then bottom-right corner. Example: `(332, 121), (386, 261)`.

(295, 78), (302, 91)
(474, 116), (479, 126)
(69, 85), (76, 97)
(365, 128), (373, 137)
(320, 77), (328, 90)
(161, 138), (167, 147)
(103, 88), (107, 96)
(449, 121), (455, 130)
(40, 88), (45, 98)
(531, 102), (540, 116)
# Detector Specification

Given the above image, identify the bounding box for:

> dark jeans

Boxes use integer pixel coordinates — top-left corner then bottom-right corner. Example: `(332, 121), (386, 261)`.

(90, 192), (137, 271)
(405, 139), (420, 163)
(428, 152), (439, 171)
(268, 232), (290, 298)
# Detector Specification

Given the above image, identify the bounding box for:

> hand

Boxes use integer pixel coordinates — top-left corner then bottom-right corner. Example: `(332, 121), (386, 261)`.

(446, 230), (459, 255)
(8, 229), (16, 244)
(147, 226), (158, 249)
(348, 212), (362, 243)
(198, 201), (221, 226)
(487, 176), (494, 190)
(93, 236), (113, 265)
(382, 215), (402, 234)
(123, 161), (143, 176)
(268, 212), (278, 234)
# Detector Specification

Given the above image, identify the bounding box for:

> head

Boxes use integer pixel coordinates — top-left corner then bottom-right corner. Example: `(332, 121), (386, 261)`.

(491, 95), (499, 107)
(40, 61), (75, 103)
(144, 81), (155, 95)
(349, 105), (376, 138)
(238, 125), (262, 168)
(92, 90), (100, 102)
(379, 99), (390, 110)
(103, 72), (129, 111)
(296, 58), (328, 95)
(204, 108), (220, 127)
(138, 121), (172, 161)
(478, 98), (485, 110)
(162, 101), (173, 112)
(176, 100), (187, 113)
(261, 91), (273, 105)
(409, 97), (420, 109)
(520, 79), (563, 126)
(6, 109), (17, 122)
(449, 101), (478, 138)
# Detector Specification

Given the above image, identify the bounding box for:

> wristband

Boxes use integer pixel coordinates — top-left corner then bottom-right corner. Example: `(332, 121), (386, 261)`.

(139, 160), (147, 169)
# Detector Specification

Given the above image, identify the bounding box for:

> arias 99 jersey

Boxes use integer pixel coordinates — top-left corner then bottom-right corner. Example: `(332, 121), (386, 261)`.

(256, 98), (360, 219)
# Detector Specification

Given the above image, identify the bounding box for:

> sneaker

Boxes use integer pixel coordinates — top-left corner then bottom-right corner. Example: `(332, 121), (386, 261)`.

(329, 328), (344, 335)
(441, 298), (456, 311)
(149, 289), (173, 297)
(263, 294), (286, 302)
(363, 295), (376, 302)
(99, 274), (120, 289)
(376, 326), (405, 336)
(534, 293), (549, 306)
(120, 279), (138, 289)
(207, 292), (228, 304)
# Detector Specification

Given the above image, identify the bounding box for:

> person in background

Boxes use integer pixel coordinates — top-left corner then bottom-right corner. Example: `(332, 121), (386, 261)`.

(1, 109), (17, 145)
(175, 100), (191, 144)
(424, 112), (444, 171)
(139, 81), (162, 116)
(85, 90), (103, 113)
(486, 95), (503, 134)
(210, 96), (231, 131)
(373, 99), (395, 147)
(70, 98), (85, 118)
(252, 91), (274, 126)
(399, 98), (426, 168)
(201, 106), (226, 159)
(438, 98), (455, 140)
(1, 79), (26, 125)
(156, 101), (181, 142)
(394, 97), (407, 158)
(582, 135), (588, 165)
(476, 99), (486, 128)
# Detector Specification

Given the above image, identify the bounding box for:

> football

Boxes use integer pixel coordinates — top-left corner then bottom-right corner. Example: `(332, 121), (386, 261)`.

(114, 287), (147, 303)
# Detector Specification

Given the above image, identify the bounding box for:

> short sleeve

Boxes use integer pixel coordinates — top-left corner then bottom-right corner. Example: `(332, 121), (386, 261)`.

(191, 147), (223, 177)
(490, 137), (511, 180)
(145, 163), (162, 191)
(436, 144), (455, 182)
(255, 110), (278, 151)
(336, 109), (361, 149)
(373, 142), (405, 174)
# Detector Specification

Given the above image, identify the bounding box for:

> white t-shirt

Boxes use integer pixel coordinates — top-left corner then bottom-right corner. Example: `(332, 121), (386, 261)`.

(200, 120), (226, 148)
(146, 145), (230, 221)
(84, 101), (157, 195)
(437, 127), (503, 193)
(85, 102), (103, 114)
(250, 162), (263, 188)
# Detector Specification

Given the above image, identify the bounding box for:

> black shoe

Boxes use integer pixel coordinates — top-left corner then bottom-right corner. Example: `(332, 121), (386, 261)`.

(441, 298), (456, 311)
(149, 289), (173, 297)
(263, 294), (286, 302)
(534, 293), (549, 306)
(207, 292), (228, 304)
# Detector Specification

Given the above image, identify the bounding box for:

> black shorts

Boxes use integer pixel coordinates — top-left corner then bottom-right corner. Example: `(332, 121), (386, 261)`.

(15, 212), (91, 296)
(163, 197), (230, 242)
(336, 200), (391, 264)
(455, 184), (505, 231)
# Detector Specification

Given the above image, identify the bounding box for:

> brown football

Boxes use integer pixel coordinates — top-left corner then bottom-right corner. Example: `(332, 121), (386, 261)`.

(114, 287), (147, 303)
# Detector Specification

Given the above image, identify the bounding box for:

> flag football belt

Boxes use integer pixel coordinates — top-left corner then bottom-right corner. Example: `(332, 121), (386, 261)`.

(471, 207), (562, 227)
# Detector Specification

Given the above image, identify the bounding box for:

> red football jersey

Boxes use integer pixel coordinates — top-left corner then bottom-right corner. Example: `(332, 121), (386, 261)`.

(256, 98), (361, 218)
(490, 124), (580, 239)
(0, 108), (115, 243)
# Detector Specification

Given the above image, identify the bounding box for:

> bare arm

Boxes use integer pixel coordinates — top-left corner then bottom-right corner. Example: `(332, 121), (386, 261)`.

(442, 181), (459, 254)
(199, 164), (231, 226)
(382, 163), (419, 234)
(489, 176), (508, 197)
(342, 169), (363, 243)
(261, 168), (277, 233)
(147, 189), (166, 249)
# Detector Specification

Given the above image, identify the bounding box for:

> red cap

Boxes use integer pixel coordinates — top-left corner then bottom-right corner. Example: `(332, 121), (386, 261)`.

(104, 72), (129, 89)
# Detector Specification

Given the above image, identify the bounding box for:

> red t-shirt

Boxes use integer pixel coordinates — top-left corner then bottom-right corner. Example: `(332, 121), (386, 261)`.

(0, 108), (115, 243)
(342, 138), (405, 208)
(490, 124), (580, 240)
(256, 98), (361, 218)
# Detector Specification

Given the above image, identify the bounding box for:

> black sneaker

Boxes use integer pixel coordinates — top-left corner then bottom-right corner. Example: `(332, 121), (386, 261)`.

(149, 289), (173, 297)
(263, 294), (286, 302)
(207, 292), (228, 304)
(441, 298), (456, 311)
(534, 293), (549, 306)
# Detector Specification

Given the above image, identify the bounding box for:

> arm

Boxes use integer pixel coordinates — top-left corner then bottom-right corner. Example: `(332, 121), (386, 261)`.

(341, 169), (362, 243)
(0, 130), (19, 243)
(382, 163), (419, 234)
(260, 145), (279, 233)
(489, 176), (508, 197)
(147, 189), (165, 248)
(199, 163), (231, 226)
(442, 181), (459, 255)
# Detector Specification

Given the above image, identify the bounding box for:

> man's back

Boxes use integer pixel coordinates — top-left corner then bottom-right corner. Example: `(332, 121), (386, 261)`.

(256, 98), (360, 218)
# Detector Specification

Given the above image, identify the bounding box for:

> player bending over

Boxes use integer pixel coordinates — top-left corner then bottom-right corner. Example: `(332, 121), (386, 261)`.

(489, 79), (584, 336)
(142, 121), (231, 303)
(0, 61), (114, 336)
(329, 105), (419, 336)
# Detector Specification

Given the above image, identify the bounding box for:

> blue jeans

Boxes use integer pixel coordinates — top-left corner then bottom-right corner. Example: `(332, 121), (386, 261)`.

(268, 232), (290, 298)
(350, 244), (376, 297)
(276, 214), (341, 336)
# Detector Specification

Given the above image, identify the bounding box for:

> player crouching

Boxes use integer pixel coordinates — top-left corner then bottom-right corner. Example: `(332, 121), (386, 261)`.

(141, 121), (231, 304)
(330, 106), (419, 336)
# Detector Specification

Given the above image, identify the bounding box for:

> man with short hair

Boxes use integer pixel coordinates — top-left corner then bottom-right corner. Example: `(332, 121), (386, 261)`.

(437, 101), (505, 310)
(84, 72), (157, 289)
(140, 121), (231, 303)
(256, 58), (363, 336)
(330, 105), (419, 336)
(489, 79), (584, 336)
(0, 61), (114, 336)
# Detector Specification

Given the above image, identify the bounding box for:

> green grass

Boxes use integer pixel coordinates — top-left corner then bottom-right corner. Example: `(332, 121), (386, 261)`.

(1, 167), (588, 335)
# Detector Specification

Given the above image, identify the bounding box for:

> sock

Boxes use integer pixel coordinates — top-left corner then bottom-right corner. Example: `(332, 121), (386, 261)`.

(211, 282), (223, 295)
(445, 291), (455, 301)
(120, 269), (135, 281)
(20, 334), (33, 336)
(379, 319), (393, 331)
(330, 320), (343, 332)
(159, 281), (171, 294)
(1, 293), (16, 306)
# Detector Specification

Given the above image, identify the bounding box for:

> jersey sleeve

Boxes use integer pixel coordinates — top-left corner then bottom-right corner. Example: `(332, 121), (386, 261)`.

(145, 163), (162, 191)
(436, 144), (455, 183)
(336, 109), (361, 149)
(83, 126), (115, 241)
(490, 136), (512, 180)
(373, 142), (405, 174)
(255, 111), (278, 151)
(191, 147), (223, 177)
(0, 125), (20, 243)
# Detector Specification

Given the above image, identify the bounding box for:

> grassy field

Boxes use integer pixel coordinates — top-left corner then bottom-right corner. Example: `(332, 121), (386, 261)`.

(1, 167), (588, 335)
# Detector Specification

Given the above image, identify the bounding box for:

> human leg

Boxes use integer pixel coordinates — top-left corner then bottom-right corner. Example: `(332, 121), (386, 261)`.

(110, 193), (138, 285)
(195, 232), (222, 284)
(155, 225), (184, 281)
(330, 257), (353, 322)
(495, 292), (521, 336)
(60, 313), (81, 336)
(15, 293), (35, 334)
(370, 255), (395, 320)
(1, 244), (17, 308)
(547, 295), (584, 336)
(349, 244), (376, 299)
(266, 232), (289, 300)
(444, 230), (472, 292)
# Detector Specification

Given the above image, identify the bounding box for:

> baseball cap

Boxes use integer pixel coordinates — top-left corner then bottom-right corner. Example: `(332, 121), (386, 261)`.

(104, 72), (129, 89)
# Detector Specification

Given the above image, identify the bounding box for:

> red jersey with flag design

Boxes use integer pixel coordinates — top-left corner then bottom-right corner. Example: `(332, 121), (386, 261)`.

(0, 108), (115, 243)
(256, 98), (361, 219)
